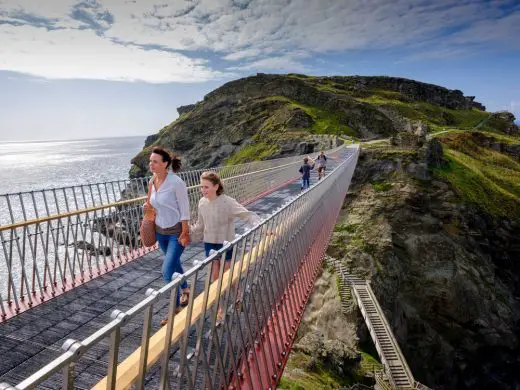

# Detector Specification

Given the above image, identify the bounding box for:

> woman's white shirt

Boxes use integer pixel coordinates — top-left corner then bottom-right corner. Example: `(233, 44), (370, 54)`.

(150, 173), (190, 228)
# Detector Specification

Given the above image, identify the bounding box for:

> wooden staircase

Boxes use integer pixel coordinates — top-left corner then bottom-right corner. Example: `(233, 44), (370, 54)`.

(325, 257), (431, 390)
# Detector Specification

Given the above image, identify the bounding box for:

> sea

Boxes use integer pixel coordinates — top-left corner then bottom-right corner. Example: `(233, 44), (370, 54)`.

(0, 136), (146, 195)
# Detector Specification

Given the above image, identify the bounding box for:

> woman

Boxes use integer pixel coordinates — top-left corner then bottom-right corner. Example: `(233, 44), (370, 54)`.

(145, 147), (190, 325)
(190, 171), (261, 319)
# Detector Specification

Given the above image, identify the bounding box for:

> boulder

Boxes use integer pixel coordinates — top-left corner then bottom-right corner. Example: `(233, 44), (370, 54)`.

(424, 138), (447, 168)
(144, 134), (159, 147)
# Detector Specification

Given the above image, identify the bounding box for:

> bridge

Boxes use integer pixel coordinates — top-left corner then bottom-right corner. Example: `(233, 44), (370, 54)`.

(0, 144), (429, 389)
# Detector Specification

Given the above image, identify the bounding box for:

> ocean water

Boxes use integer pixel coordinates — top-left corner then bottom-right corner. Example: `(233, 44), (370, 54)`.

(0, 136), (146, 195)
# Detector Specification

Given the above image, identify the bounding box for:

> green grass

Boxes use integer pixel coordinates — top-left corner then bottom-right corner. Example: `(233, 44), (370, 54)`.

(356, 352), (383, 376)
(286, 74), (358, 96)
(357, 93), (493, 131)
(279, 347), (381, 389)
(440, 133), (520, 170)
(287, 73), (316, 80)
(361, 139), (391, 148)
(334, 223), (361, 234)
(224, 142), (279, 165)
(479, 131), (520, 144)
(266, 96), (357, 136)
(278, 352), (353, 389)
(225, 93), (357, 164)
(436, 134), (520, 220)
(431, 129), (520, 144)
(435, 149), (520, 219)
(371, 180), (393, 192)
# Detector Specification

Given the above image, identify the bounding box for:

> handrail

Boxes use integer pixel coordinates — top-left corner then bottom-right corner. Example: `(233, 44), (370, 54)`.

(1, 146), (359, 390)
(0, 157), (309, 232)
(0, 144), (344, 227)
(0, 145), (345, 321)
(0, 144), (343, 198)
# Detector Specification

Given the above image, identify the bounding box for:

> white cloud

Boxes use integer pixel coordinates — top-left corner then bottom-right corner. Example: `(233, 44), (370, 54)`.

(0, 0), (76, 21)
(1, 0), (519, 82)
(223, 48), (263, 61)
(229, 56), (309, 73)
(450, 10), (520, 49)
(0, 23), (222, 82)
(407, 47), (476, 61)
(101, 0), (520, 52)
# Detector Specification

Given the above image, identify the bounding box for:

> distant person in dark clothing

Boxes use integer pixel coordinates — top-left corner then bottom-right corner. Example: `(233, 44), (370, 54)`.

(299, 156), (315, 191)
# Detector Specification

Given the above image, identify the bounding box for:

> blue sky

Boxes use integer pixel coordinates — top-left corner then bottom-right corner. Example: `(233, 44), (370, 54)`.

(0, 0), (519, 142)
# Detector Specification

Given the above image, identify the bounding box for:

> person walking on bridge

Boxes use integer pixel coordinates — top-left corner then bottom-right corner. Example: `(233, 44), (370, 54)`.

(299, 156), (315, 190)
(315, 151), (327, 180)
(190, 171), (260, 320)
(144, 147), (191, 326)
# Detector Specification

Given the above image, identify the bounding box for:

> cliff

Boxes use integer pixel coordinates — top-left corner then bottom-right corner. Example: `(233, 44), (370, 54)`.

(283, 134), (520, 389)
(129, 74), (511, 177)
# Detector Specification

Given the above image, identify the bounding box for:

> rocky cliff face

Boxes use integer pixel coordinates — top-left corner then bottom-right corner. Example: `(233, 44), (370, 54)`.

(204, 74), (485, 111)
(347, 76), (486, 110)
(350, 149), (518, 388)
(282, 139), (520, 390)
(129, 93), (343, 177)
(129, 74), (499, 177)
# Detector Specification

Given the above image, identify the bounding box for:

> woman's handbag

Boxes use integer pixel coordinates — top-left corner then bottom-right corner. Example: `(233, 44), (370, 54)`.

(140, 180), (157, 247)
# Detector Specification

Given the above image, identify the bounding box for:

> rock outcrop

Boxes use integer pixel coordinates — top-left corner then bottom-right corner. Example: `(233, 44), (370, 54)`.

(143, 134), (159, 147)
(491, 111), (520, 135)
(330, 76), (486, 110)
(129, 74), (494, 177)
(177, 104), (196, 116)
(321, 143), (520, 389)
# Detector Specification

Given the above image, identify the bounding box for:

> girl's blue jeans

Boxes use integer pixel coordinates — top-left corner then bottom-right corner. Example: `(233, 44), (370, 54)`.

(156, 232), (188, 306)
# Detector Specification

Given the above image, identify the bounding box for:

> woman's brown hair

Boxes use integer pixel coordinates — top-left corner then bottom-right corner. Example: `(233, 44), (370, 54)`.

(201, 171), (224, 196)
(151, 147), (182, 172)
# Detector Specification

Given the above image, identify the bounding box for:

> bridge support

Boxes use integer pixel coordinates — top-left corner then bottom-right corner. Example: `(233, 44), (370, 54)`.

(233, 206), (341, 389)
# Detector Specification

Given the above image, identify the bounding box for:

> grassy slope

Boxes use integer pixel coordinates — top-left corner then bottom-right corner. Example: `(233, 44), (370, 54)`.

(279, 351), (380, 390)
(357, 92), (491, 132)
(264, 96), (357, 136)
(224, 142), (280, 165)
(223, 94), (356, 164)
(435, 133), (520, 219)
(351, 88), (520, 220)
(230, 78), (509, 165)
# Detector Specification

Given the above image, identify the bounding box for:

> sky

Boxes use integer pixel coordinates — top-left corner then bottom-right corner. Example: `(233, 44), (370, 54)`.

(0, 0), (519, 142)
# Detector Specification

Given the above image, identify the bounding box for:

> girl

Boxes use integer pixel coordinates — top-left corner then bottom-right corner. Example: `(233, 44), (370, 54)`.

(191, 171), (261, 319)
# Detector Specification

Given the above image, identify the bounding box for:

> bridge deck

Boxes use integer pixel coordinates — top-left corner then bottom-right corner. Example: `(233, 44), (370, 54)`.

(0, 166), (338, 389)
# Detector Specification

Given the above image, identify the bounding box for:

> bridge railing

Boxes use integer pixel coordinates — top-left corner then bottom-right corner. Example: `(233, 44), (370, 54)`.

(0, 150), (334, 225)
(0, 146), (359, 390)
(0, 145), (344, 321)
